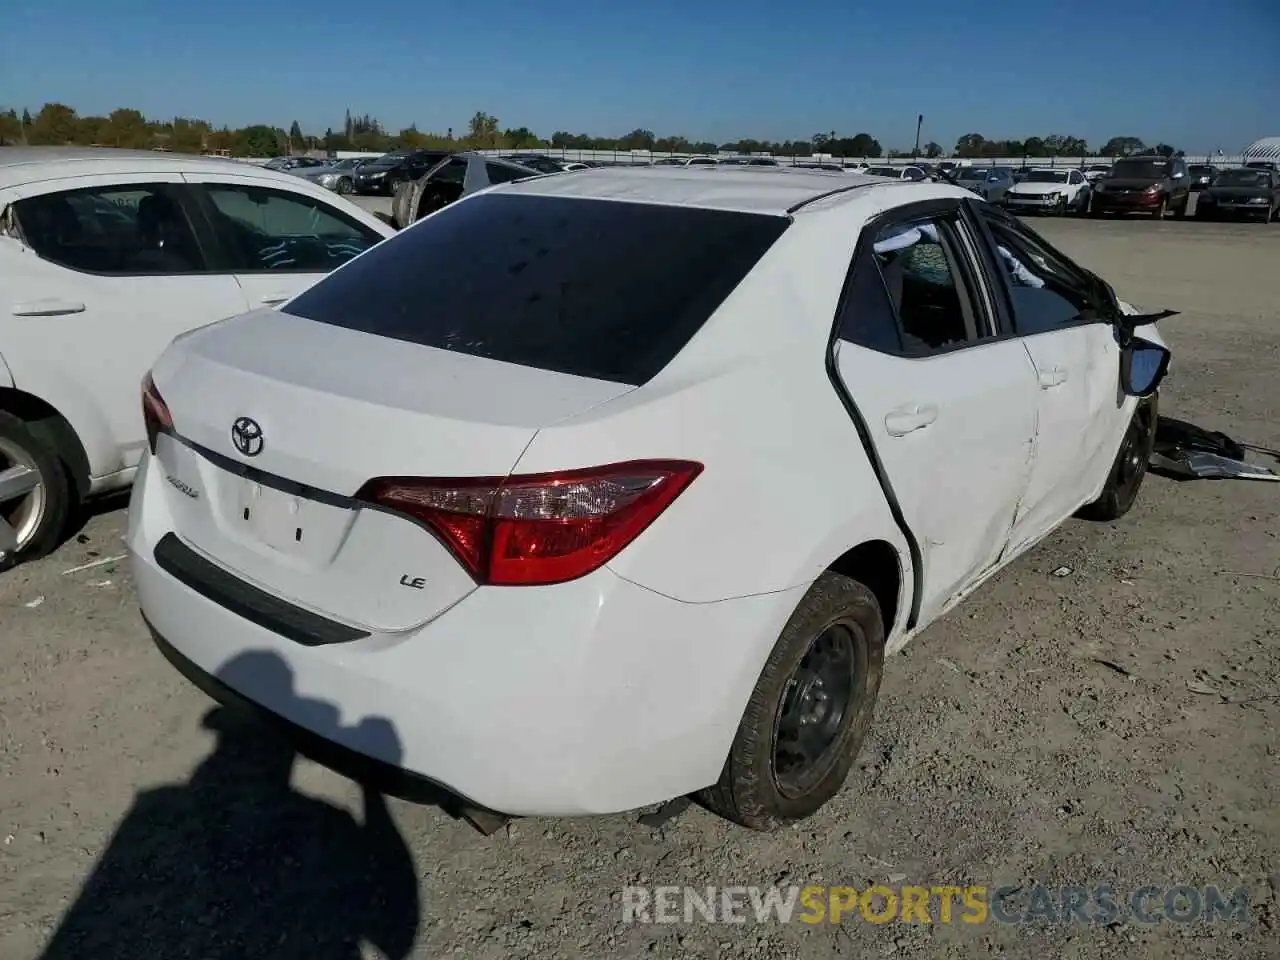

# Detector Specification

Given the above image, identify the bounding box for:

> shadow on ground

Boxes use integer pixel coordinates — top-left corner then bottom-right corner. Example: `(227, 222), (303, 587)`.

(37, 650), (421, 960)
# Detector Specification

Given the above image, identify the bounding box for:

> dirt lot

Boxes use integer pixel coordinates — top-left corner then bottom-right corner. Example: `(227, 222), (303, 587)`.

(1, 215), (1277, 960)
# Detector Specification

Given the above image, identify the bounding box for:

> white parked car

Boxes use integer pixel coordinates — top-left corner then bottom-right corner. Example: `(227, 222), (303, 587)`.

(1004, 167), (1092, 214)
(864, 164), (928, 181)
(129, 167), (1171, 830)
(0, 147), (395, 568)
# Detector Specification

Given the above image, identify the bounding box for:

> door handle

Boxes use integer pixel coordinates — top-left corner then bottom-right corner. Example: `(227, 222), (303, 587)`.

(259, 295), (290, 306)
(12, 298), (86, 317)
(1038, 366), (1068, 388)
(884, 403), (939, 436)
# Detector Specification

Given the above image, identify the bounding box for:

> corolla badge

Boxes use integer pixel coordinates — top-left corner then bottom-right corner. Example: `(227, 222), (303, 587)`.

(231, 417), (264, 457)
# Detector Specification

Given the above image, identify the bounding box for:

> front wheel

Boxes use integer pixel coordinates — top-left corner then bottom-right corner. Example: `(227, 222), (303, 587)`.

(1077, 396), (1158, 522)
(697, 572), (885, 830)
(0, 412), (71, 570)
(337, 177), (353, 195)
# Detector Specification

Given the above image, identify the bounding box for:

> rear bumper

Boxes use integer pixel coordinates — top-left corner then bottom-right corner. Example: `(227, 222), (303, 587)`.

(127, 452), (804, 817)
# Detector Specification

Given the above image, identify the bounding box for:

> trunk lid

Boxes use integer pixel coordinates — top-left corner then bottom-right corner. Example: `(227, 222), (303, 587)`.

(152, 308), (633, 633)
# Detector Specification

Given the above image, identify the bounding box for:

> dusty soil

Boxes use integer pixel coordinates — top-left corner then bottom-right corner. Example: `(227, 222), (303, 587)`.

(1, 214), (1277, 960)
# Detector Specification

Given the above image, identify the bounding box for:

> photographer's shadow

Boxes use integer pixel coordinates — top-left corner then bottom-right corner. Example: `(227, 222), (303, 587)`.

(39, 651), (420, 960)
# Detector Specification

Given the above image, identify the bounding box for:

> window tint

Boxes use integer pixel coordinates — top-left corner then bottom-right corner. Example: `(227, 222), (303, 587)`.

(836, 255), (903, 354)
(283, 193), (790, 385)
(15, 183), (208, 275)
(430, 158), (469, 185)
(202, 184), (381, 272)
(485, 162), (529, 185)
(870, 216), (982, 353)
(977, 210), (1093, 336)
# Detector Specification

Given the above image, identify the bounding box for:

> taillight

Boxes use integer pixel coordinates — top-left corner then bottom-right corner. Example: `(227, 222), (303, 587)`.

(357, 460), (703, 586)
(142, 372), (173, 454)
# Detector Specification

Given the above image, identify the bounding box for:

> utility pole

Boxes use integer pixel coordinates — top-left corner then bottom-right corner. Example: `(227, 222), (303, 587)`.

(913, 114), (923, 160)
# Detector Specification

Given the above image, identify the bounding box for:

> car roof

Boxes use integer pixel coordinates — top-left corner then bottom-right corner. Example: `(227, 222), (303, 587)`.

(491, 165), (956, 215)
(0, 146), (309, 190)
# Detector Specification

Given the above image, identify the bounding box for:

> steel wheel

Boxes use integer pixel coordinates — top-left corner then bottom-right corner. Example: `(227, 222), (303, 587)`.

(772, 622), (863, 799)
(0, 435), (47, 561)
(1113, 405), (1152, 503)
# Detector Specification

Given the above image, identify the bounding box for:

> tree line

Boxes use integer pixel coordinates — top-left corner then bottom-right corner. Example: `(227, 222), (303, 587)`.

(0, 103), (1177, 160)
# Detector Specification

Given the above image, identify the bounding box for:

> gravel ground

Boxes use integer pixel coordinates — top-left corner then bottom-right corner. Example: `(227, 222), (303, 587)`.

(2, 213), (1278, 960)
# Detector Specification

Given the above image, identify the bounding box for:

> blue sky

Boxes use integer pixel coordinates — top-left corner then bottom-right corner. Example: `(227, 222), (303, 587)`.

(6, 0), (1277, 152)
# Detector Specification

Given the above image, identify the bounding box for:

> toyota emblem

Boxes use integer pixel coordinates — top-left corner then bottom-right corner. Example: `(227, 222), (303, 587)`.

(231, 417), (264, 457)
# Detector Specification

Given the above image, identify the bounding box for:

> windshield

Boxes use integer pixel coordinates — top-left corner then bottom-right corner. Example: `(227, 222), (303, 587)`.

(1188, 165), (1213, 177)
(1215, 170), (1270, 188)
(1111, 158), (1167, 179)
(1023, 171), (1069, 183)
(283, 193), (791, 385)
(865, 167), (898, 177)
(956, 168), (988, 180)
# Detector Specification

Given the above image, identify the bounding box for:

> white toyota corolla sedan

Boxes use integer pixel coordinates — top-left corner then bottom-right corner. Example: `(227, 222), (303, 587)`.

(0, 148), (394, 569)
(128, 166), (1172, 830)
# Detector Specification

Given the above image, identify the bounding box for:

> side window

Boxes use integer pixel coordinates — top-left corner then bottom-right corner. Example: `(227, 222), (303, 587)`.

(1068, 171), (1084, 185)
(839, 212), (990, 356)
(485, 162), (529, 185)
(13, 183), (208, 275)
(835, 256), (903, 354)
(977, 210), (1094, 336)
(203, 184), (382, 273)
(430, 158), (469, 185)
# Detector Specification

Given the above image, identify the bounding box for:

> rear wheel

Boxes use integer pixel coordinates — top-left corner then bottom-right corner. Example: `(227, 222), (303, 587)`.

(337, 177), (353, 195)
(0, 412), (71, 570)
(697, 572), (885, 830)
(1077, 396), (1158, 522)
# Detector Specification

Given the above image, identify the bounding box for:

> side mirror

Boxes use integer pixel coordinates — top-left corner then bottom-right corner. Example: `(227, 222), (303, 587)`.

(1120, 337), (1171, 397)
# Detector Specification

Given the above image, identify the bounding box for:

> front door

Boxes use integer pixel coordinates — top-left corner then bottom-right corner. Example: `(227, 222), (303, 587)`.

(186, 176), (388, 311)
(831, 204), (1040, 623)
(972, 206), (1128, 550)
(0, 174), (248, 473)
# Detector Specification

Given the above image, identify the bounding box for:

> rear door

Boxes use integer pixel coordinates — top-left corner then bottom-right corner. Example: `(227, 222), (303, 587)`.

(831, 201), (1039, 623)
(1, 173), (247, 472)
(185, 175), (389, 309)
(970, 203), (1126, 550)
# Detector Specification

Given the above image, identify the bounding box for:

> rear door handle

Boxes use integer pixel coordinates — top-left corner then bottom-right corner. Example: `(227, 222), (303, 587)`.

(1038, 366), (1068, 388)
(259, 294), (290, 306)
(12, 298), (86, 317)
(884, 403), (939, 436)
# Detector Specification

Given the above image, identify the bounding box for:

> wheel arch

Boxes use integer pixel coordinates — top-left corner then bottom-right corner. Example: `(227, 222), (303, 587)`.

(0, 386), (93, 502)
(825, 539), (905, 642)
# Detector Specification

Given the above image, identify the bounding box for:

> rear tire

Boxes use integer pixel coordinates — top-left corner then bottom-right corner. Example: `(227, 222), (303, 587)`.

(337, 177), (353, 195)
(697, 572), (885, 830)
(0, 411), (71, 571)
(1077, 396), (1158, 522)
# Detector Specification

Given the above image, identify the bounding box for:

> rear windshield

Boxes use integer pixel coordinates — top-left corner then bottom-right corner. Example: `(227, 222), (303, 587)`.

(283, 193), (790, 385)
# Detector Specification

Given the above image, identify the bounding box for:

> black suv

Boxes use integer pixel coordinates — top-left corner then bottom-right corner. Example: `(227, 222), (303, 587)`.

(1090, 155), (1191, 219)
(352, 149), (451, 195)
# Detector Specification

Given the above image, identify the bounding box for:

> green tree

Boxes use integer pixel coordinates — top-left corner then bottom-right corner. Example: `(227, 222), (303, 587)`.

(617, 128), (655, 150)
(234, 124), (281, 157)
(1153, 142), (1178, 157)
(28, 102), (80, 145)
(0, 109), (23, 144)
(923, 141), (942, 158)
(1100, 136), (1145, 158)
(954, 133), (987, 158)
(467, 111), (500, 148)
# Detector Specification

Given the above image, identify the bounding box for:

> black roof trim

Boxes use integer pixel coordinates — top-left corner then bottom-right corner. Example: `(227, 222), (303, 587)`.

(785, 179), (898, 214)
